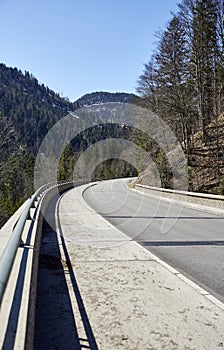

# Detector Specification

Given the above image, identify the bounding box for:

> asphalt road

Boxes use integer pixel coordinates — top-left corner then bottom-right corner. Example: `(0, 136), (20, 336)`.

(83, 178), (224, 302)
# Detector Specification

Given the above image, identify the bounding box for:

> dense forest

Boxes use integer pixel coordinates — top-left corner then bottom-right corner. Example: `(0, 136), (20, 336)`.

(137, 0), (224, 193)
(1, 0), (224, 228)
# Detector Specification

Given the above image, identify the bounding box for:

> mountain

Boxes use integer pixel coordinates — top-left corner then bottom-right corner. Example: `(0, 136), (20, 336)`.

(74, 91), (139, 108)
(0, 63), (138, 228)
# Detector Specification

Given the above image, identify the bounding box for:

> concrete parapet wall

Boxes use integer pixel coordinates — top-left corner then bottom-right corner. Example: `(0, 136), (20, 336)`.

(135, 184), (224, 214)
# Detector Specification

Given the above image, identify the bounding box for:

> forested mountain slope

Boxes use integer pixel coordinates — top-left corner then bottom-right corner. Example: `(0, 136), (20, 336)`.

(0, 64), (75, 227)
(188, 114), (224, 193)
(0, 64), (74, 158)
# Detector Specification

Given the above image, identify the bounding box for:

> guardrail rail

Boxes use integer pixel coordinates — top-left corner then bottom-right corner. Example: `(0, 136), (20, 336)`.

(0, 180), (86, 349)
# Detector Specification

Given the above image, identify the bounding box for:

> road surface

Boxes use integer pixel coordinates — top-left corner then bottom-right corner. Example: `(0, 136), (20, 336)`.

(84, 179), (224, 302)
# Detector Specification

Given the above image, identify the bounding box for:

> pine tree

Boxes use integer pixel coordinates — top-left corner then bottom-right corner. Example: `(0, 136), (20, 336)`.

(191, 0), (219, 140)
(156, 14), (196, 152)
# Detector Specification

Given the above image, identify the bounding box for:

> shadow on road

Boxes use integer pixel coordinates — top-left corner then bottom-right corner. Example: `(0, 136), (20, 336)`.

(137, 240), (224, 247)
(104, 215), (224, 220)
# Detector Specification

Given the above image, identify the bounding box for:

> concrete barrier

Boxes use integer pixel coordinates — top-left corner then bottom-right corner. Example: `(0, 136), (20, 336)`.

(134, 183), (224, 214)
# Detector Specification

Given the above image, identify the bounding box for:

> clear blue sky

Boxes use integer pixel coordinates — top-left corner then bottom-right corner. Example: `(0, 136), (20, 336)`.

(0, 0), (179, 101)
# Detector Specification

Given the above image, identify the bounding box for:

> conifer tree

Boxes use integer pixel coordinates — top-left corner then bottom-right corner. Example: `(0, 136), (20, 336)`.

(191, 0), (219, 140)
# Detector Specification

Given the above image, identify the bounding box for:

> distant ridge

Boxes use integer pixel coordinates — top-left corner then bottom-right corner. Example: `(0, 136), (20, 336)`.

(74, 91), (139, 108)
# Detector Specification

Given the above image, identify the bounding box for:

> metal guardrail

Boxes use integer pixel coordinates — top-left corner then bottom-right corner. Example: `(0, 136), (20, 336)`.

(0, 181), (73, 305)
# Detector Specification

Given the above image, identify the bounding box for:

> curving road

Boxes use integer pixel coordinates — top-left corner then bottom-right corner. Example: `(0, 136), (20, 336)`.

(83, 178), (224, 302)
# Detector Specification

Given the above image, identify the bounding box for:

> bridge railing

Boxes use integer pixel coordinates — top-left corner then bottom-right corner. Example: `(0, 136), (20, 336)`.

(0, 181), (72, 304)
(0, 180), (87, 349)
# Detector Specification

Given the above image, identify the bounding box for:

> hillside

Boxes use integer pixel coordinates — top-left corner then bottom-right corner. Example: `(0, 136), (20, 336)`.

(0, 64), (74, 152)
(188, 114), (224, 194)
(136, 113), (224, 195)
